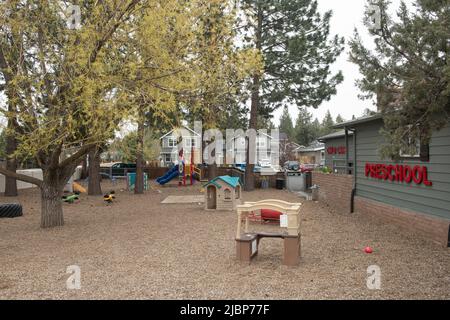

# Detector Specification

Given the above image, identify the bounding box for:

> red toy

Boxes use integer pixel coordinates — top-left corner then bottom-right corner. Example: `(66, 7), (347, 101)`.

(261, 209), (282, 221)
(364, 246), (373, 254)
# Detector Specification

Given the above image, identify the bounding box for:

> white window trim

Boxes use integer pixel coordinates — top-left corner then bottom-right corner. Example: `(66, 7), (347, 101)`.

(167, 137), (177, 147)
(185, 137), (196, 148)
(399, 137), (421, 158)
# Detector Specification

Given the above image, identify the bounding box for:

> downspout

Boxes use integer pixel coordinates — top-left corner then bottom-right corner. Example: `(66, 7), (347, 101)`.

(350, 128), (356, 213)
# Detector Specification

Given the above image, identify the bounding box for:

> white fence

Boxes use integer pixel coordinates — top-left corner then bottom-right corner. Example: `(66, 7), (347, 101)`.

(0, 166), (82, 193)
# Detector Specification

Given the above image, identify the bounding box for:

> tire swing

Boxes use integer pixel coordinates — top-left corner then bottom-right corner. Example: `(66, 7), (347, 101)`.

(0, 203), (23, 218)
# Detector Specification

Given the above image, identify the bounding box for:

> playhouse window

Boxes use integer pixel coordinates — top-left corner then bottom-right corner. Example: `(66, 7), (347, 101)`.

(224, 189), (231, 200)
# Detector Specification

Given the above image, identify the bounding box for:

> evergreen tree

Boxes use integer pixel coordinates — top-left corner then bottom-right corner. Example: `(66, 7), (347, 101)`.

(321, 110), (335, 136)
(278, 106), (295, 140)
(349, 0), (450, 157)
(310, 118), (322, 141)
(336, 114), (345, 123)
(294, 107), (314, 146)
(240, 0), (344, 190)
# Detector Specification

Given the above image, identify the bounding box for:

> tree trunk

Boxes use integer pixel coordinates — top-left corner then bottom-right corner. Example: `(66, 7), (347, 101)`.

(244, 76), (258, 191)
(244, 4), (262, 191)
(88, 147), (102, 195)
(135, 110), (145, 194)
(4, 104), (18, 196)
(80, 155), (88, 180)
(208, 163), (217, 180)
(4, 131), (17, 196)
(40, 174), (64, 228)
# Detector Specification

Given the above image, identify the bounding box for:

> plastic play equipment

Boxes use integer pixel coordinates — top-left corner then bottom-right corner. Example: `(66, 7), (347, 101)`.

(62, 194), (79, 203)
(203, 176), (241, 211)
(0, 203), (23, 218)
(235, 199), (302, 266)
(260, 209), (282, 221)
(103, 191), (115, 203)
(157, 147), (202, 186)
(157, 165), (180, 185)
(127, 172), (149, 191)
(73, 182), (87, 194)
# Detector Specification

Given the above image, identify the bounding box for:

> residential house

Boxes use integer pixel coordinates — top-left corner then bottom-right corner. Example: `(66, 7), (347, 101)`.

(294, 141), (325, 167)
(159, 125), (202, 166)
(226, 131), (280, 167)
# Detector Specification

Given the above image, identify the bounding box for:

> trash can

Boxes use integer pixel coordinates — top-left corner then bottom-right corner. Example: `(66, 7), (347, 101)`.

(286, 171), (305, 191)
(305, 171), (312, 190)
(311, 184), (320, 201)
(276, 178), (285, 190)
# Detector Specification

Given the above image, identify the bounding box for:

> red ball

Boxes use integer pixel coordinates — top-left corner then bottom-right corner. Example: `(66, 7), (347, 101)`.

(364, 246), (373, 254)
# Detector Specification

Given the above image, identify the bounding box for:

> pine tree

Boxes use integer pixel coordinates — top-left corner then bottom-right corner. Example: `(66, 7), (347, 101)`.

(321, 110), (335, 136)
(240, 0), (344, 190)
(278, 106), (295, 140)
(294, 107), (314, 146)
(336, 114), (345, 123)
(349, 0), (450, 157)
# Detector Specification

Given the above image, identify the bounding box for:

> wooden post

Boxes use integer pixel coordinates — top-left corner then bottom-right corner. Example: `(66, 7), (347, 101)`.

(236, 233), (258, 263)
(283, 235), (301, 266)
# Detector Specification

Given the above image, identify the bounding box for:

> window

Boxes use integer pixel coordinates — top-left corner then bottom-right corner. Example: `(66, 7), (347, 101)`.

(165, 154), (171, 162)
(168, 138), (177, 147)
(398, 125), (429, 161)
(257, 137), (266, 148)
(185, 138), (196, 148)
(399, 135), (421, 158)
(224, 188), (231, 200)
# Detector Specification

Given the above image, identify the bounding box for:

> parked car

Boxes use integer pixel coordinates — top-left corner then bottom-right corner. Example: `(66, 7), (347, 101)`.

(100, 162), (136, 178)
(283, 161), (300, 171)
(300, 163), (315, 172)
(257, 159), (271, 168)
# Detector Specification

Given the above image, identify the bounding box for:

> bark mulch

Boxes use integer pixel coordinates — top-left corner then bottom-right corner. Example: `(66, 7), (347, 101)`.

(0, 180), (449, 299)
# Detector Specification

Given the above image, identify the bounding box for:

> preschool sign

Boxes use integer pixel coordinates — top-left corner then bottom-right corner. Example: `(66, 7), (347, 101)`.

(327, 146), (346, 155)
(365, 163), (432, 186)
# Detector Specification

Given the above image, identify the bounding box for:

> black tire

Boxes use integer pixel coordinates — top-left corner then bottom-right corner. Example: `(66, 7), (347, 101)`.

(0, 203), (23, 218)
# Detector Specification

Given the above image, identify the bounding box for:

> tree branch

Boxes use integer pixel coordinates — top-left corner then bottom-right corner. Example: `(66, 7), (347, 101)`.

(0, 167), (43, 187)
(58, 143), (96, 169)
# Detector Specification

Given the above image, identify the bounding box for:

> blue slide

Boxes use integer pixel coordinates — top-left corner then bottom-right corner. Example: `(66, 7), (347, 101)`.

(157, 165), (179, 185)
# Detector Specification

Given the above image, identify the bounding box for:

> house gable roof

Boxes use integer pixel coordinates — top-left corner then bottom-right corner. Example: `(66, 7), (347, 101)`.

(203, 175), (241, 189)
(159, 125), (201, 140)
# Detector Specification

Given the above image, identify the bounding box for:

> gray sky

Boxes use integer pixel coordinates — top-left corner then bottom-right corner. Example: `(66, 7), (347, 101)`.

(272, 0), (412, 126)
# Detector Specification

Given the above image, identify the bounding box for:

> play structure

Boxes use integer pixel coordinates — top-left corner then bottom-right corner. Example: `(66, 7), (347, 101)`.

(127, 173), (149, 191)
(235, 199), (302, 266)
(62, 194), (79, 204)
(103, 191), (116, 203)
(156, 147), (203, 186)
(73, 182), (87, 193)
(64, 180), (87, 194)
(203, 175), (241, 211)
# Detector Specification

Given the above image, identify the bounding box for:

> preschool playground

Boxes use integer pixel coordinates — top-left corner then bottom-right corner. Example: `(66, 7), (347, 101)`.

(0, 179), (449, 299)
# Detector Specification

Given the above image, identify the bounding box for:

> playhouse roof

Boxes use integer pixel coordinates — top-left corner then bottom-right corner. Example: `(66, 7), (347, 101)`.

(203, 175), (241, 189)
